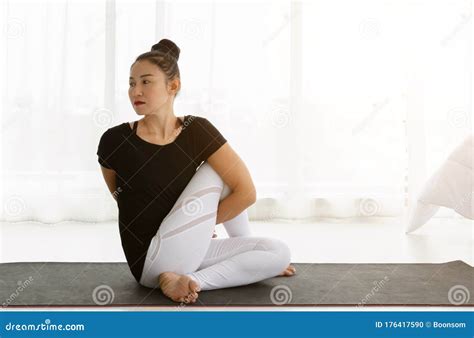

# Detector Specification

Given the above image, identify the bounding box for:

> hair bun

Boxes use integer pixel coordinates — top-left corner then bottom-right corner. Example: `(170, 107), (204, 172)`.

(151, 39), (180, 61)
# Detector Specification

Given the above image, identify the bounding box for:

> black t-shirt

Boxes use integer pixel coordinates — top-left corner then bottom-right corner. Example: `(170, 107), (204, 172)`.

(96, 115), (227, 283)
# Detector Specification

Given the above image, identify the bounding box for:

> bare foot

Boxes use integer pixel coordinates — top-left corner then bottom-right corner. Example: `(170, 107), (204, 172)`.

(158, 272), (201, 303)
(279, 264), (296, 277)
(212, 231), (217, 238)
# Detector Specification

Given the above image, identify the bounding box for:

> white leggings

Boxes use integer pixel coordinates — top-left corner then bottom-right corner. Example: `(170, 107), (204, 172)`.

(139, 162), (291, 290)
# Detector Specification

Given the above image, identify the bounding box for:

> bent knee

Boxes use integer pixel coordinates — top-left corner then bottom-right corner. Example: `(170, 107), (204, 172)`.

(255, 237), (291, 271)
(194, 162), (225, 189)
(197, 162), (220, 180)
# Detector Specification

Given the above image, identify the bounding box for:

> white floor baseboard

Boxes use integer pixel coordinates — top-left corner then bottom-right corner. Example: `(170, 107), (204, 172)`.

(1, 217), (472, 266)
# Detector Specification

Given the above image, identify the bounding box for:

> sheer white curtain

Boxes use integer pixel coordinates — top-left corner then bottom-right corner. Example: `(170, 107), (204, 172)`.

(0, 0), (471, 223)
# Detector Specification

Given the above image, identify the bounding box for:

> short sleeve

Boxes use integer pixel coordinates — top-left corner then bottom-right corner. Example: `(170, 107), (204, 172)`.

(193, 117), (227, 163)
(97, 129), (114, 169)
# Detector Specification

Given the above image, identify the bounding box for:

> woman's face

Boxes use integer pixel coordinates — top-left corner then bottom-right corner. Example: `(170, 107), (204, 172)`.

(128, 60), (176, 115)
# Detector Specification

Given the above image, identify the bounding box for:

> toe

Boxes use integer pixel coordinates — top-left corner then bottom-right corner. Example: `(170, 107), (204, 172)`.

(188, 293), (197, 303)
(189, 292), (198, 301)
(189, 279), (201, 293)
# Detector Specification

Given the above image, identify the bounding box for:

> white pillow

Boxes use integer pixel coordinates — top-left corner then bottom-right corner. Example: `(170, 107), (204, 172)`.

(407, 134), (473, 233)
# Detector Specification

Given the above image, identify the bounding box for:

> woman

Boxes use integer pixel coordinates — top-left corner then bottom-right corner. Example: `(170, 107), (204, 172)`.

(97, 39), (295, 304)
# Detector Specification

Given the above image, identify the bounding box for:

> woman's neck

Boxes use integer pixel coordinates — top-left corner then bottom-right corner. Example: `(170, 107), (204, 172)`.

(140, 113), (182, 140)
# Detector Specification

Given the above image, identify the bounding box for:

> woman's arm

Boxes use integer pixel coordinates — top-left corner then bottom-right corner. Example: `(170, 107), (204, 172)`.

(206, 143), (257, 224)
(100, 165), (118, 202)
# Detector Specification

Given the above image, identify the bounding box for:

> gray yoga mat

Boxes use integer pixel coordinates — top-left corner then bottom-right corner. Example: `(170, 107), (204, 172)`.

(0, 261), (472, 307)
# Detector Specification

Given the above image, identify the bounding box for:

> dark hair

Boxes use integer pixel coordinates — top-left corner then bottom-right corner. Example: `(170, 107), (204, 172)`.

(131, 39), (181, 97)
